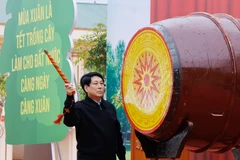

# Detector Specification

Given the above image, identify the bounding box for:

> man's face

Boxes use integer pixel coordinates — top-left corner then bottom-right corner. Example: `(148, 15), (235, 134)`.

(84, 76), (105, 100)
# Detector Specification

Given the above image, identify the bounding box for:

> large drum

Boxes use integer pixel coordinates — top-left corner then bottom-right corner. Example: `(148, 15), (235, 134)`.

(121, 12), (240, 153)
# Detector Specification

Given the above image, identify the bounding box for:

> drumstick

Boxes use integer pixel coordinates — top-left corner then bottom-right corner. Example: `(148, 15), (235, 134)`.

(44, 50), (70, 83)
(44, 49), (75, 124)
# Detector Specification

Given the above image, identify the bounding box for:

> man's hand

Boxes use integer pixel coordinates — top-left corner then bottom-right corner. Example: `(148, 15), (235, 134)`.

(65, 83), (76, 96)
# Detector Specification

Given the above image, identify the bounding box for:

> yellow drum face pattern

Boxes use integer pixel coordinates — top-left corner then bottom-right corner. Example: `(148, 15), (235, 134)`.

(122, 28), (173, 133)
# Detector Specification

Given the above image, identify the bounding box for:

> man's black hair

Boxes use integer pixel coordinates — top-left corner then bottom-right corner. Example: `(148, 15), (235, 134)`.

(80, 72), (104, 93)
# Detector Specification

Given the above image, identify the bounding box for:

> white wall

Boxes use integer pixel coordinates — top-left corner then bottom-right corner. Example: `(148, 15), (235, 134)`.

(0, 24), (4, 37)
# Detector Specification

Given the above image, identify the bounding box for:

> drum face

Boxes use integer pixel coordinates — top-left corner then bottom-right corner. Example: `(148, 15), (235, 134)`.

(122, 28), (173, 133)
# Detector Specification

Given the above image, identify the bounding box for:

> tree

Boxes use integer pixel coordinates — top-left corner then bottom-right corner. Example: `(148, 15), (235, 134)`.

(106, 40), (125, 99)
(0, 72), (9, 119)
(74, 23), (107, 78)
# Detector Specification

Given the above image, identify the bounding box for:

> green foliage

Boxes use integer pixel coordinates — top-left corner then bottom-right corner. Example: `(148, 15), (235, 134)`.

(0, 73), (8, 98)
(110, 88), (131, 133)
(77, 83), (86, 99)
(0, 72), (8, 116)
(110, 90), (123, 109)
(107, 40), (131, 148)
(74, 23), (107, 77)
(106, 40), (125, 100)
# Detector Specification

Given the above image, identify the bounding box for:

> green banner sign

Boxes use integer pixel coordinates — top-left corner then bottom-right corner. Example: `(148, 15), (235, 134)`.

(0, 0), (76, 144)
